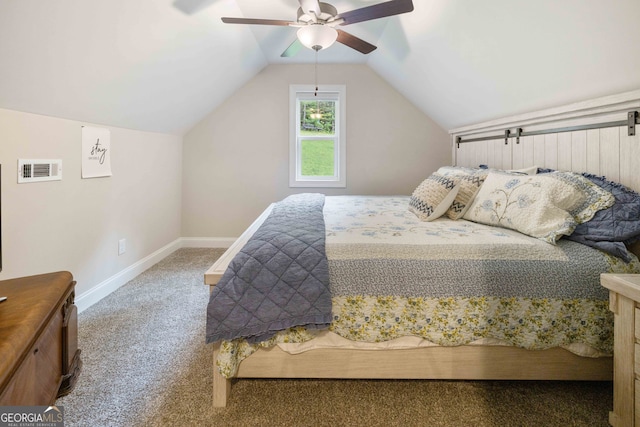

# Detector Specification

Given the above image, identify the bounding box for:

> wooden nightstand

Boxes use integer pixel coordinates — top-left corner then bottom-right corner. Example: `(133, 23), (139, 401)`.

(601, 273), (640, 427)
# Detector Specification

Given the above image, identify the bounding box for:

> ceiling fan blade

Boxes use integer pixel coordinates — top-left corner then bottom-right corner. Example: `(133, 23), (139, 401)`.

(173, 0), (218, 15)
(336, 29), (377, 54)
(281, 39), (303, 58)
(335, 0), (414, 26)
(299, 0), (322, 17)
(221, 17), (295, 26)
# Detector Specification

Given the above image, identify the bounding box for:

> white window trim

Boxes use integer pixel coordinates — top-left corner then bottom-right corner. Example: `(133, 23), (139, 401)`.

(289, 84), (346, 188)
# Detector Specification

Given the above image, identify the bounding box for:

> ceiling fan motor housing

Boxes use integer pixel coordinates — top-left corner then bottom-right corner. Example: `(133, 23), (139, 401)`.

(297, 2), (338, 24)
(220, 0), (414, 56)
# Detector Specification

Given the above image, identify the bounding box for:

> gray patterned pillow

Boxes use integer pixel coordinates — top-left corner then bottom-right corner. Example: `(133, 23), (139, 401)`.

(446, 173), (487, 220)
(408, 173), (460, 221)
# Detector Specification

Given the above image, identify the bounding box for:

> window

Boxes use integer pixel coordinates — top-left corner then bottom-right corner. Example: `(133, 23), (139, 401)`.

(290, 85), (346, 188)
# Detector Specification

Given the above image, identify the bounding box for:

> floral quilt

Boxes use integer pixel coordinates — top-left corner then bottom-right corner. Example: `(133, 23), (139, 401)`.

(215, 196), (640, 378)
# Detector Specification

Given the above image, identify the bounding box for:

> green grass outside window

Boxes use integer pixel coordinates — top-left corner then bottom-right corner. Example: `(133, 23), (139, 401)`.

(301, 140), (335, 176)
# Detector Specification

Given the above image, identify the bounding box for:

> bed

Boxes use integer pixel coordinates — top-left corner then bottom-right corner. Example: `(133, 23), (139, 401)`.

(204, 91), (640, 407)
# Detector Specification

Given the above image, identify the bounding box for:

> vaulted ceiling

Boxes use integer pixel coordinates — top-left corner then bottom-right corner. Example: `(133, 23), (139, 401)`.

(1, 0), (639, 135)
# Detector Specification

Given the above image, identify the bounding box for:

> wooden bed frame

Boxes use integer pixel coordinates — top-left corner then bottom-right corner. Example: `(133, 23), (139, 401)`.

(205, 90), (640, 407)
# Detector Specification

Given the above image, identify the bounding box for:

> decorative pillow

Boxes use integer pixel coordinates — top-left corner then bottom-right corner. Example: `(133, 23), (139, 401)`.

(437, 165), (482, 176)
(511, 165), (539, 175)
(479, 165), (539, 175)
(537, 169), (640, 261)
(408, 173), (461, 221)
(446, 173), (487, 220)
(463, 171), (615, 243)
(567, 174), (640, 262)
(537, 167), (555, 174)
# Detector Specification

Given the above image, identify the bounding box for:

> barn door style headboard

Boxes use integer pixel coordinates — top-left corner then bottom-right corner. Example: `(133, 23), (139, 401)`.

(449, 90), (640, 194)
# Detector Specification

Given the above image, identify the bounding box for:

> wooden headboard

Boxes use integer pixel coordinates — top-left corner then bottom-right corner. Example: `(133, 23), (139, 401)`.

(449, 89), (640, 259)
(450, 90), (640, 193)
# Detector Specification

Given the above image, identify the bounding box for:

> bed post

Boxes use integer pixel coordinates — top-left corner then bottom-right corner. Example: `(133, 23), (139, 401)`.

(212, 342), (231, 407)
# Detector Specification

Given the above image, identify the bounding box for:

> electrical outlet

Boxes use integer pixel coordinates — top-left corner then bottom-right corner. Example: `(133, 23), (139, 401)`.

(118, 239), (126, 255)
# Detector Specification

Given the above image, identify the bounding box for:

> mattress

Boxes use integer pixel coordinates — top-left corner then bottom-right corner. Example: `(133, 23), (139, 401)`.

(215, 196), (640, 378)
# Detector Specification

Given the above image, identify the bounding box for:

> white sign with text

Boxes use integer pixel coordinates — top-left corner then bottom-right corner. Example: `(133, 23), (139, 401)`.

(81, 126), (111, 178)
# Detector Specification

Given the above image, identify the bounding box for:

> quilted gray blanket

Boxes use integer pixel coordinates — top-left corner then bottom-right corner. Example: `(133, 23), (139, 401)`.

(206, 193), (332, 344)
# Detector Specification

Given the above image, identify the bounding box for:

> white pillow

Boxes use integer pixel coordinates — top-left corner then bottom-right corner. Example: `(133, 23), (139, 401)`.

(510, 165), (539, 175)
(463, 171), (614, 243)
(408, 173), (461, 221)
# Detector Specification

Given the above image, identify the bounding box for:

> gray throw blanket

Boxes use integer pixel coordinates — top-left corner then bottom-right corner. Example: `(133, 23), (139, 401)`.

(206, 193), (332, 344)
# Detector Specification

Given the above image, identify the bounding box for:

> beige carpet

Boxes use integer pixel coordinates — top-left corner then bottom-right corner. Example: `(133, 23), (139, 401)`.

(57, 248), (612, 426)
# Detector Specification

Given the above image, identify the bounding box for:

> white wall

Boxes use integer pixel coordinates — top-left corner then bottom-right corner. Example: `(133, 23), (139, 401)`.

(181, 64), (451, 238)
(369, 0), (640, 131)
(0, 108), (183, 300)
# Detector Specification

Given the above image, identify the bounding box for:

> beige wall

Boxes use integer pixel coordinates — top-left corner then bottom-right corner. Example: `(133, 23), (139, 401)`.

(0, 108), (183, 297)
(182, 64), (451, 238)
(0, 64), (450, 299)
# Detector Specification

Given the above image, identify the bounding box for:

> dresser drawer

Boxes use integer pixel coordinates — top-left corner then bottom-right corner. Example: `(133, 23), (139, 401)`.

(0, 350), (36, 405)
(636, 308), (640, 340)
(636, 343), (640, 376)
(0, 312), (63, 406)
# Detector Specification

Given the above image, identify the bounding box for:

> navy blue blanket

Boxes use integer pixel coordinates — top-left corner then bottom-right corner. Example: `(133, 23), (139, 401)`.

(206, 193), (332, 344)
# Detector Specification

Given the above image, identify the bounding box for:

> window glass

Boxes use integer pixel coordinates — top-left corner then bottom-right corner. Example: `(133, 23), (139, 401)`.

(290, 86), (346, 188)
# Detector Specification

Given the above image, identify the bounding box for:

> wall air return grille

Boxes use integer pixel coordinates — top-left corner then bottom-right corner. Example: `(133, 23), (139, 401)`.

(18, 159), (62, 183)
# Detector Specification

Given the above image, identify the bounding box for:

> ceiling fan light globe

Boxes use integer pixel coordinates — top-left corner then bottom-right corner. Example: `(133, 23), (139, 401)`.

(297, 24), (338, 51)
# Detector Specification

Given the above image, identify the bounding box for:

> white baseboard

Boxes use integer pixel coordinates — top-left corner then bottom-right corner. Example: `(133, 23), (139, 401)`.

(75, 236), (234, 313)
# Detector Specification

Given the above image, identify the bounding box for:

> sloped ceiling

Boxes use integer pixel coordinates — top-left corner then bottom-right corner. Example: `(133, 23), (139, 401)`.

(1, 0), (639, 135)
(0, 0), (267, 134)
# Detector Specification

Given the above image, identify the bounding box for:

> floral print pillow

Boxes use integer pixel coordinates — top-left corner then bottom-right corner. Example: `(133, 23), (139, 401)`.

(463, 171), (615, 244)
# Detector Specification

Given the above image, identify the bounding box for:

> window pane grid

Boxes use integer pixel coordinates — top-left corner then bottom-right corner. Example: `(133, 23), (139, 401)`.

(296, 97), (338, 180)
(290, 85), (345, 188)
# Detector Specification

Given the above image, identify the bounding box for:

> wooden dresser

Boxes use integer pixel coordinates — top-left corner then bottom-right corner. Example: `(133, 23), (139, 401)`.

(601, 273), (640, 427)
(0, 271), (81, 405)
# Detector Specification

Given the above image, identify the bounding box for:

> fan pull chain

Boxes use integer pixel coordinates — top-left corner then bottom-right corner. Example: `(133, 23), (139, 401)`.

(314, 48), (318, 97)
(314, 48), (320, 118)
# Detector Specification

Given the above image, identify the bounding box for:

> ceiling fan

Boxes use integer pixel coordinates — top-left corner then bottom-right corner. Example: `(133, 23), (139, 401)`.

(220, 0), (414, 57)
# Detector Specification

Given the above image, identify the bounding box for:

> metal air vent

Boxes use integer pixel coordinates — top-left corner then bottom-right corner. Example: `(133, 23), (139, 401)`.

(18, 159), (62, 183)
